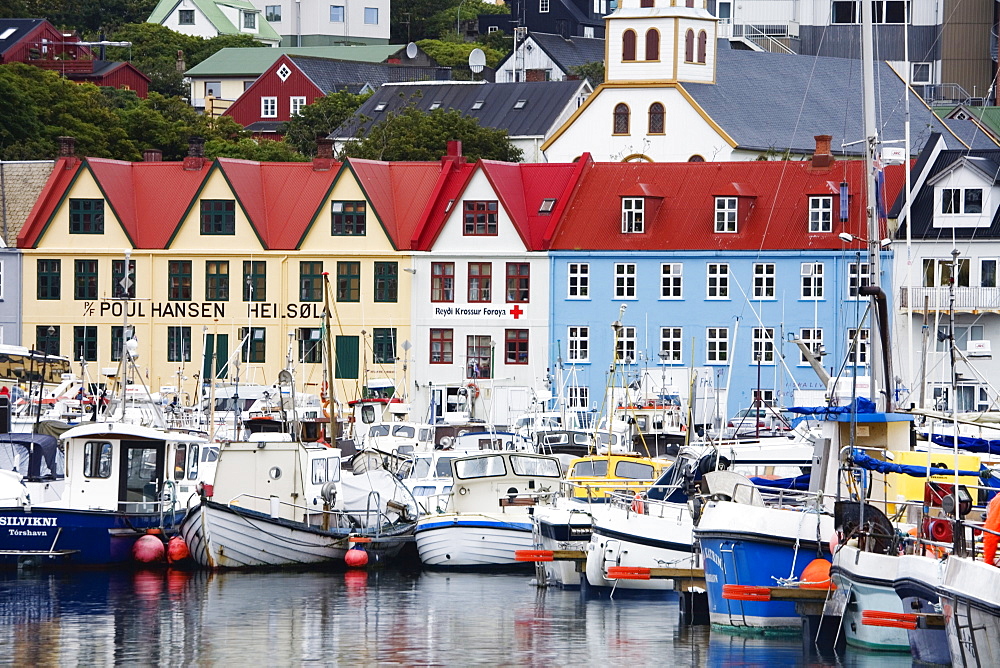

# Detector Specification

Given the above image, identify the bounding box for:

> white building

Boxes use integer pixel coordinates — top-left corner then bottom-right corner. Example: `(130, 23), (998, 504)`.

(148, 0), (281, 46)
(247, 0), (390, 46)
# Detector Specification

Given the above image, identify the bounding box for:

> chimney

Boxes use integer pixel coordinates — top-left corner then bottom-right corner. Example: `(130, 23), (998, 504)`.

(442, 140), (466, 167)
(313, 137), (335, 170)
(58, 136), (75, 158)
(143, 148), (162, 162)
(812, 134), (834, 168)
(184, 136), (206, 170)
(525, 68), (547, 82)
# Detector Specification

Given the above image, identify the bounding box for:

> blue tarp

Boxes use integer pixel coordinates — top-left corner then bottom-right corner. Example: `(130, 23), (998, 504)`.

(749, 473), (811, 490)
(789, 396), (877, 416)
(852, 450), (981, 478)
(928, 433), (1000, 456)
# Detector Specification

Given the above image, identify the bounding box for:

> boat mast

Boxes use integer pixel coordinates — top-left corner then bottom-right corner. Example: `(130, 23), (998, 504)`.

(321, 272), (339, 439)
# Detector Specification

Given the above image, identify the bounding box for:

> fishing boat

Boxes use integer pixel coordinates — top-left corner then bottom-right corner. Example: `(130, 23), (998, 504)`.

(414, 451), (562, 567)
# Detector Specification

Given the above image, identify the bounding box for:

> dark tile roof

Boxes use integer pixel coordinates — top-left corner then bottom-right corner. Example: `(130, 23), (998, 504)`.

(0, 18), (43, 55)
(289, 56), (450, 95)
(896, 146), (1000, 240)
(683, 43), (999, 158)
(529, 32), (605, 71)
(245, 121), (286, 133)
(332, 80), (586, 138)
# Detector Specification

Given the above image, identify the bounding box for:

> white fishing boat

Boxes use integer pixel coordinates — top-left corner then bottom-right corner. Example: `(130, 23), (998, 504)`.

(179, 434), (417, 568)
(414, 451), (562, 567)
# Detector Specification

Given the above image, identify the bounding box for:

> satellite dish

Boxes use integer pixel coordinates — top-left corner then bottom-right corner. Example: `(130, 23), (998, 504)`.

(469, 48), (486, 74)
(405, 42), (418, 59)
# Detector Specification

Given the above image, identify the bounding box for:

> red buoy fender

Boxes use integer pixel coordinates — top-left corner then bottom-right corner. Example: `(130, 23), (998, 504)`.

(630, 493), (645, 514)
(345, 546), (369, 568)
(167, 536), (190, 564)
(983, 495), (1000, 565)
(133, 534), (166, 563)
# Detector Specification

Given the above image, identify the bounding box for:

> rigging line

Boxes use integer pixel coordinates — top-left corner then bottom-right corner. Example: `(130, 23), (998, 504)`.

(728, 269), (802, 393)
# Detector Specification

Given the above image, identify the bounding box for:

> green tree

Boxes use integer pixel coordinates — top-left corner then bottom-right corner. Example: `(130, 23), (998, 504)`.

(424, 0), (509, 42)
(0, 0), (159, 32)
(416, 39), (506, 69)
(569, 61), (605, 86)
(342, 104), (522, 162)
(204, 137), (307, 161)
(390, 0), (457, 42)
(282, 90), (372, 156)
(104, 23), (266, 97)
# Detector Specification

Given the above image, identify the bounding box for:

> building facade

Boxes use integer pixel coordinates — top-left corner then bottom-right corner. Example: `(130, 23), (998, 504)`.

(247, 0), (391, 46)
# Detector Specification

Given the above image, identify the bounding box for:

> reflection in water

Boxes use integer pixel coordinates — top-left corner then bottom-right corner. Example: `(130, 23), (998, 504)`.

(0, 569), (920, 666)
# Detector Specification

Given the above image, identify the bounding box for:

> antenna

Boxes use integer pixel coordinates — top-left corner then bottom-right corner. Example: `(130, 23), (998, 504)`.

(469, 48), (486, 76)
(405, 42), (418, 59)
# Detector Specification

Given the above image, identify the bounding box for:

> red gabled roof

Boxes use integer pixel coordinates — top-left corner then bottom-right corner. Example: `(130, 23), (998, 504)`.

(17, 157), (81, 248)
(411, 158), (477, 251)
(87, 158), (211, 248)
(547, 160), (905, 251)
(216, 158), (340, 250)
(349, 159), (461, 251)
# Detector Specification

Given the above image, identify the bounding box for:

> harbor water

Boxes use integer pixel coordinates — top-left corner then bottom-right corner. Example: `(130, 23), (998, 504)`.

(0, 567), (928, 666)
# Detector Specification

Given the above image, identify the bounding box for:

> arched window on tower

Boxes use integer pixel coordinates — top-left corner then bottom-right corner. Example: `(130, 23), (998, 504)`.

(623, 30), (636, 61)
(686, 0), (695, 7)
(640, 0), (653, 7)
(645, 29), (659, 61)
(614, 103), (630, 134)
(697, 30), (707, 63)
(648, 103), (664, 134)
(685, 29), (694, 62)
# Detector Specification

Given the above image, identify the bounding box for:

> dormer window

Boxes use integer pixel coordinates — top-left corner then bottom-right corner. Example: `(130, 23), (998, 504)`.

(514, 99), (527, 109)
(715, 197), (738, 232)
(809, 196), (833, 232)
(430, 101), (442, 110)
(472, 100), (484, 110)
(622, 198), (644, 233)
(243, 11), (257, 29)
(942, 187), (983, 214)
(539, 198), (556, 214)
(374, 103), (386, 112)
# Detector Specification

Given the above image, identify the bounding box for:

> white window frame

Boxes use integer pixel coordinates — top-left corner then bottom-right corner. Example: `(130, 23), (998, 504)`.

(707, 263), (729, 299)
(752, 327), (775, 364)
(660, 263), (682, 299)
(753, 263), (776, 299)
(715, 197), (737, 233)
(940, 187), (984, 215)
(706, 327), (729, 364)
(911, 62), (931, 85)
(568, 386), (589, 409)
(798, 328), (823, 365)
(290, 96), (307, 116)
(622, 197), (644, 233)
(364, 7), (378, 24)
(540, 0), (550, 12)
(616, 326), (636, 364)
(660, 327), (682, 364)
(808, 196), (832, 233)
(261, 96), (277, 118)
(615, 263), (636, 299)
(981, 258), (998, 288)
(567, 263), (589, 298)
(242, 11), (257, 29)
(568, 326), (589, 362)
(330, 5), (345, 22)
(801, 262), (824, 299)
(936, 324), (984, 353)
(848, 328), (869, 366)
(848, 261), (871, 299)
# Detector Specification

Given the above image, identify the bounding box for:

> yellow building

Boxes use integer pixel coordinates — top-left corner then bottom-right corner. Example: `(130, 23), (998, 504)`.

(16, 141), (462, 406)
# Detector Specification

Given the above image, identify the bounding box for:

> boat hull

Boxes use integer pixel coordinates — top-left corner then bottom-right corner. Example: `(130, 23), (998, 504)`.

(940, 555), (1000, 667)
(695, 500), (832, 630)
(0, 506), (183, 567)
(179, 500), (411, 569)
(893, 553), (950, 665)
(830, 546), (910, 651)
(415, 514), (534, 567)
(533, 499), (600, 587)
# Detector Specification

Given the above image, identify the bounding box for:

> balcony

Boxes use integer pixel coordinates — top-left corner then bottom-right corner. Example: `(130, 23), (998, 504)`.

(900, 286), (1000, 313)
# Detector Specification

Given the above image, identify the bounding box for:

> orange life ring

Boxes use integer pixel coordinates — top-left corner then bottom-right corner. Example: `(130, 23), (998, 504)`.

(630, 492), (645, 514)
(983, 495), (1000, 565)
(467, 383), (480, 399)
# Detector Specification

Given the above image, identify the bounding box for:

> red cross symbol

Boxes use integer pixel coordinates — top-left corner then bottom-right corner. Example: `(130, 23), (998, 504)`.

(510, 305), (524, 319)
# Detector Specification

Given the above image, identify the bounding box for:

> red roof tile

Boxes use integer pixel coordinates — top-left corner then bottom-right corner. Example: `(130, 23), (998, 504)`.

(547, 160), (905, 251)
(216, 158), (340, 250)
(410, 158), (477, 251)
(17, 157), (80, 248)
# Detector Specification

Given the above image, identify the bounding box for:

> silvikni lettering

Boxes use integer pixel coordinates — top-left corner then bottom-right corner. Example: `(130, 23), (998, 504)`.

(0, 516), (57, 527)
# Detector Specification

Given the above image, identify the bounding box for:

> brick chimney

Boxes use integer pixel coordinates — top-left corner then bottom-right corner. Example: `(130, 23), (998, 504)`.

(812, 134), (834, 168)
(184, 136), (206, 170)
(313, 137), (334, 171)
(442, 140), (466, 168)
(525, 69), (547, 82)
(143, 148), (162, 162)
(57, 136), (78, 168)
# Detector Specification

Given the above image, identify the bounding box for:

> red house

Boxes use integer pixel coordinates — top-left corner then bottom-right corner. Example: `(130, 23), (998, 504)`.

(224, 53), (449, 137)
(0, 18), (150, 98)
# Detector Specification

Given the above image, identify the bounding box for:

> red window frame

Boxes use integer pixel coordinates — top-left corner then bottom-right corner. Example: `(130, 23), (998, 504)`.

(430, 328), (453, 364)
(431, 262), (455, 302)
(506, 263), (530, 303)
(463, 201), (499, 236)
(505, 329), (529, 365)
(468, 262), (492, 303)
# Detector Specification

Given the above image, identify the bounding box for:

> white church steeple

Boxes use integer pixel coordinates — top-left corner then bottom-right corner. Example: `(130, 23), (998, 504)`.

(605, 0), (717, 84)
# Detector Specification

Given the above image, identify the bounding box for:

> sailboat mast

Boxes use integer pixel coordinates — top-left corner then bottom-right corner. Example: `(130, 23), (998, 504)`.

(860, 0), (890, 410)
(321, 272), (338, 433)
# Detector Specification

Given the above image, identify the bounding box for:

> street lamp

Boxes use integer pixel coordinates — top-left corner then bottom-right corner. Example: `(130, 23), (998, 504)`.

(838, 232), (892, 248)
(456, 0), (468, 38)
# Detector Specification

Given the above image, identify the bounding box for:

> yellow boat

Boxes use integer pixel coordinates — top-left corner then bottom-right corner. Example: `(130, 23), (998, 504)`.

(564, 454), (672, 501)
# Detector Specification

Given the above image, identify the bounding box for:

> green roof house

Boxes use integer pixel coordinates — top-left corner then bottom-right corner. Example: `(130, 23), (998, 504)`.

(148, 0), (281, 46)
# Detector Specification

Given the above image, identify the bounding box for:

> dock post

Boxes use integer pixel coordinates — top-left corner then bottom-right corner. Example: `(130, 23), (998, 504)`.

(678, 590), (709, 625)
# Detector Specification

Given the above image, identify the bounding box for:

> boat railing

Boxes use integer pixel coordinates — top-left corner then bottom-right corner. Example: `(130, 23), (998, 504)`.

(558, 477), (659, 501)
(714, 479), (833, 510)
(226, 493), (366, 531)
(606, 484), (690, 520)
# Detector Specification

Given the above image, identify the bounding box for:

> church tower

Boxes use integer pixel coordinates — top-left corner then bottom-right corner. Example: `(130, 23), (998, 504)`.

(605, 0), (718, 84)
